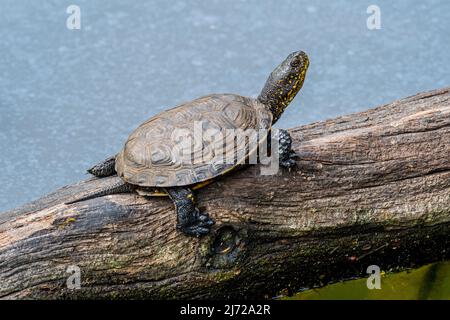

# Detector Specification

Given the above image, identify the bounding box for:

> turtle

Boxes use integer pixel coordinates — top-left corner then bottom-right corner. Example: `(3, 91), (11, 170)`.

(66, 51), (309, 237)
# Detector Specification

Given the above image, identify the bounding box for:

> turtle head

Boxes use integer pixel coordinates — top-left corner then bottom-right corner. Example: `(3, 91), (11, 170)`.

(258, 51), (309, 123)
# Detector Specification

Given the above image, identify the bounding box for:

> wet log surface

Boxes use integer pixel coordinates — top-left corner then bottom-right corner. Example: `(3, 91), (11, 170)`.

(1, 87), (449, 299)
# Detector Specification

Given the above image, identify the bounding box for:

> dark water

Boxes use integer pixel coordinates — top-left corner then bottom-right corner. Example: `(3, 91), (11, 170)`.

(288, 262), (450, 300)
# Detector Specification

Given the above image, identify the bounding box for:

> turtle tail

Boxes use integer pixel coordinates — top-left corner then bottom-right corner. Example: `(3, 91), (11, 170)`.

(65, 178), (133, 205)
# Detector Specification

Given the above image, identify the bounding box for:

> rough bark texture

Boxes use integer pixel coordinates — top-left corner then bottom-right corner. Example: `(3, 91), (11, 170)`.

(1, 87), (449, 299)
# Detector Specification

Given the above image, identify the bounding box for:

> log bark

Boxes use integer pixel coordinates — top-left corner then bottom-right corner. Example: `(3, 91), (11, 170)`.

(1, 87), (449, 299)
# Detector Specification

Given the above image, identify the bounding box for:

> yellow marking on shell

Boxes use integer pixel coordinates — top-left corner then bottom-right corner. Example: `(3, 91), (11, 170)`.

(193, 179), (215, 190)
(141, 179), (215, 197)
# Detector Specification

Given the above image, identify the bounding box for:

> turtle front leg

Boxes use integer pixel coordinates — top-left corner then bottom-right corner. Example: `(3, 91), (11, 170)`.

(165, 187), (214, 237)
(277, 129), (296, 169)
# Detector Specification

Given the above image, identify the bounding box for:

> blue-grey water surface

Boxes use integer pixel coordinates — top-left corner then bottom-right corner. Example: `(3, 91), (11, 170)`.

(0, 0), (449, 211)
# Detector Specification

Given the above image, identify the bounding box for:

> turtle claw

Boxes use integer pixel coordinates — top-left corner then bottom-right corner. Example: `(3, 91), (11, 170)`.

(178, 208), (215, 237)
(167, 187), (215, 237)
(198, 211), (215, 225)
(182, 226), (211, 237)
(280, 158), (296, 170)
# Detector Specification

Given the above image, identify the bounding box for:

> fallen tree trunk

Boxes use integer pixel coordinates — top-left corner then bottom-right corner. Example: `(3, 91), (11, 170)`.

(1, 87), (449, 299)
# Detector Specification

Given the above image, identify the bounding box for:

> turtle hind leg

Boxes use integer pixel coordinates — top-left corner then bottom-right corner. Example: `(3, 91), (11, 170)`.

(88, 156), (117, 177)
(165, 187), (214, 237)
(277, 129), (296, 169)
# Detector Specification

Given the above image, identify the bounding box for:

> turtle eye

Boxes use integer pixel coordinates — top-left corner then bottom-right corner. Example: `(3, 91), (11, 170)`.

(290, 59), (300, 67)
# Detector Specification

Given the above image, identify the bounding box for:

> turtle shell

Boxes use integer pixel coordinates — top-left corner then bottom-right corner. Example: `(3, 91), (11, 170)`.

(115, 94), (272, 188)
